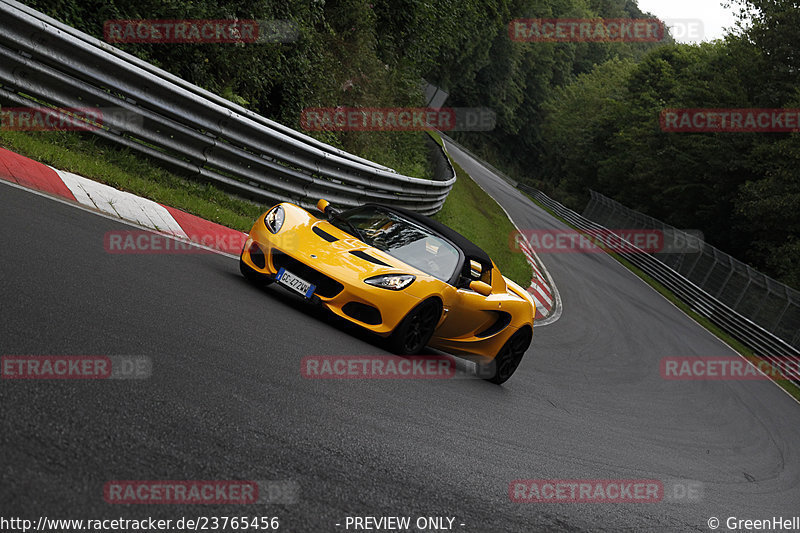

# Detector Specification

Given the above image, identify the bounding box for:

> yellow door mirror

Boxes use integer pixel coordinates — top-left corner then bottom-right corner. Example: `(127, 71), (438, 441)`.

(469, 280), (492, 296)
(469, 259), (482, 278)
(316, 199), (331, 215)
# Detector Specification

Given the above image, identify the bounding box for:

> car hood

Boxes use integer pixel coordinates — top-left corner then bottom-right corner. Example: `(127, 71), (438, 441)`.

(280, 205), (432, 281)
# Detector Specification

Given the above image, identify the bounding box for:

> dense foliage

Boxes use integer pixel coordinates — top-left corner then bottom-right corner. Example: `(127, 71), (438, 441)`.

(537, 0), (799, 288)
(23, 0), (799, 287)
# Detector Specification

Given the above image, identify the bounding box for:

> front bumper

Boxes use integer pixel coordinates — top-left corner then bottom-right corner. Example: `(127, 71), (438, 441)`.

(241, 224), (424, 336)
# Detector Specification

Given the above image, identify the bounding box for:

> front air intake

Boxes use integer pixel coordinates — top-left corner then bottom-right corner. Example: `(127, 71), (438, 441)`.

(248, 242), (266, 269)
(342, 302), (382, 325)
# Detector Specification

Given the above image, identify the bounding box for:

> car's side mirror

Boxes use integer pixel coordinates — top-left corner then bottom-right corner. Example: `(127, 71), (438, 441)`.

(316, 199), (332, 216)
(469, 259), (482, 278)
(469, 280), (492, 296)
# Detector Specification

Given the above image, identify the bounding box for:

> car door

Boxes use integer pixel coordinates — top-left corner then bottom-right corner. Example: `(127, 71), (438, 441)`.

(435, 260), (500, 340)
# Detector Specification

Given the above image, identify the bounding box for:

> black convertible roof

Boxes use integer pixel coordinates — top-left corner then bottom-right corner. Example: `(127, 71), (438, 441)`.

(368, 203), (493, 268)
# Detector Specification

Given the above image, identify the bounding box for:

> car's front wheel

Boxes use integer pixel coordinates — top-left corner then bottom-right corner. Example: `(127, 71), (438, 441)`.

(386, 299), (442, 355)
(477, 327), (532, 385)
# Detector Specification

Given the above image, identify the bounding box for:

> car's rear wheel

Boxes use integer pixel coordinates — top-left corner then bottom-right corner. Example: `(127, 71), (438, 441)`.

(386, 299), (442, 355)
(478, 327), (532, 385)
(239, 257), (273, 286)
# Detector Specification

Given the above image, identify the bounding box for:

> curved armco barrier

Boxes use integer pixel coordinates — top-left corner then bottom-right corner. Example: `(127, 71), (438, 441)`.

(519, 183), (800, 385)
(0, 0), (455, 215)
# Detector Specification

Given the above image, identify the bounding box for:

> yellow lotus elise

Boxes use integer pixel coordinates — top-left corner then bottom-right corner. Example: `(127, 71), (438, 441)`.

(240, 200), (535, 384)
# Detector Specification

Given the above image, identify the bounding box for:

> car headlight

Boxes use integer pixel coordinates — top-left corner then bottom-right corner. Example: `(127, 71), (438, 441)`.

(264, 205), (285, 234)
(364, 274), (416, 290)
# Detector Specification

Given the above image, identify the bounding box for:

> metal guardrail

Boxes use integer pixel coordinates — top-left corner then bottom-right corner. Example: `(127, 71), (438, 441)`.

(518, 183), (800, 385)
(0, 0), (455, 215)
(584, 190), (800, 352)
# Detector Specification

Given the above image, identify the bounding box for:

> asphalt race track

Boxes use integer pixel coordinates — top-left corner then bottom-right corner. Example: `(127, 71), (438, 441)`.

(2, 143), (800, 531)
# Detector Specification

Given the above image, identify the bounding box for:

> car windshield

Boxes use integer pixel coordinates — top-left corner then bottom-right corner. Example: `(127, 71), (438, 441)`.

(333, 206), (460, 282)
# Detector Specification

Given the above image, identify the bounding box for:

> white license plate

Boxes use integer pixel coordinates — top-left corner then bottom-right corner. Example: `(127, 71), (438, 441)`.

(276, 268), (316, 298)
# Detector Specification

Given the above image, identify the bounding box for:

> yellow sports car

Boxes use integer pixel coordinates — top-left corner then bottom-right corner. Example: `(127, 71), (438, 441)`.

(240, 200), (535, 384)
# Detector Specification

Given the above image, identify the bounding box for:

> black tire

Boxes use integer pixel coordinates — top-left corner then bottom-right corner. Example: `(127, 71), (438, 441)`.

(239, 257), (273, 286)
(478, 327), (532, 385)
(386, 299), (442, 355)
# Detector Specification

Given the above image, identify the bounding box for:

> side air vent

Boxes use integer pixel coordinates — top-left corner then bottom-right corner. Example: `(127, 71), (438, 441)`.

(313, 226), (339, 242)
(476, 312), (512, 338)
(248, 242), (266, 269)
(349, 250), (392, 267)
(342, 302), (382, 325)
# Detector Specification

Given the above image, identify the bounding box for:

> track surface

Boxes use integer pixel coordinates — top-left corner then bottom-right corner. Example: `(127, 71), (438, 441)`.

(2, 146), (799, 532)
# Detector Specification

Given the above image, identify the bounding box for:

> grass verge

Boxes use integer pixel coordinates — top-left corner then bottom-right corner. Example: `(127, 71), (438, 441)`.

(0, 131), (266, 232)
(521, 190), (800, 402)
